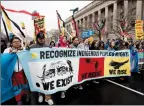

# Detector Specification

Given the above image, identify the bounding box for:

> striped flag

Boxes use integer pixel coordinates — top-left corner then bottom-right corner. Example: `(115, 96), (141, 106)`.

(71, 15), (79, 37)
(1, 7), (25, 38)
(56, 10), (65, 36)
(2, 10), (13, 33)
(2, 17), (9, 41)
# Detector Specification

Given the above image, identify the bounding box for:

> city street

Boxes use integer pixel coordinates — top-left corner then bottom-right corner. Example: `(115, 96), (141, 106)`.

(2, 73), (144, 105)
(1, 1), (144, 105)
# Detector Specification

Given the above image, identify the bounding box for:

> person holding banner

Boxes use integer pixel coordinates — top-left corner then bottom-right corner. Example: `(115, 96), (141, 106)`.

(107, 41), (116, 51)
(1, 38), (7, 53)
(30, 32), (54, 105)
(77, 37), (89, 50)
(49, 41), (55, 48)
(56, 35), (69, 48)
(89, 40), (98, 50)
(69, 36), (79, 48)
(89, 40), (101, 84)
(56, 35), (70, 98)
(97, 41), (105, 50)
(69, 36), (86, 90)
(3, 36), (30, 105)
(77, 37), (90, 88)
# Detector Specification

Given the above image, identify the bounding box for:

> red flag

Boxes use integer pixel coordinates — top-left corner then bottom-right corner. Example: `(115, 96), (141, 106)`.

(56, 10), (65, 36)
(71, 15), (79, 36)
(1, 5), (44, 17)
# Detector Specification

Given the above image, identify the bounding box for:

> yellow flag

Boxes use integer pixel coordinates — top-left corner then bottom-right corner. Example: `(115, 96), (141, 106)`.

(2, 10), (13, 32)
(21, 22), (25, 29)
(135, 20), (144, 40)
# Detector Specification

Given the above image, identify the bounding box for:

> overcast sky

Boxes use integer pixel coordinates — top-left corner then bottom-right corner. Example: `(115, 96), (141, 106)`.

(1, 1), (92, 38)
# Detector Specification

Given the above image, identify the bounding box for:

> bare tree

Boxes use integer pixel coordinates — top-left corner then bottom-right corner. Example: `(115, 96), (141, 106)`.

(93, 16), (106, 40)
(107, 5), (136, 39)
(48, 29), (60, 42)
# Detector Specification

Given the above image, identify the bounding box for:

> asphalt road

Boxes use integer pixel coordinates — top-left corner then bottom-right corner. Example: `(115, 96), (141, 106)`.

(1, 72), (144, 105)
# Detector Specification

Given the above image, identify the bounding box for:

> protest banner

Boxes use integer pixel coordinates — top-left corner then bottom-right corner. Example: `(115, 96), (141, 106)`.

(138, 50), (144, 65)
(17, 48), (131, 94)
(135, 20), (144, 40)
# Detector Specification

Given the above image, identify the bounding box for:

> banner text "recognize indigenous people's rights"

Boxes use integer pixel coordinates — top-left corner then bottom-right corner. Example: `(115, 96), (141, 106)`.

(17, 48), (131, 94)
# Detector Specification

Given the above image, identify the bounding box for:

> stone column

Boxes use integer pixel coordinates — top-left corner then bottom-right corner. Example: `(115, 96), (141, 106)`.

(105, 6), (108, 32)
(98, 10), (101, 21)
(82, 18), (85, 29)
(92, 13), (95, 23)
(84, 17), (87, 29)
(136, 0), (142, 20)
(124, 1), (128, 18)
(79, 19), (81, 28)
(113, 2), (117, 30)
(87, 15), (90, 28)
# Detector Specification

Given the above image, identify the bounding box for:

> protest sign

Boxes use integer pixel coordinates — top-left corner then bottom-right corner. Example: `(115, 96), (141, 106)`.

(82, 30), (94, 38)
(34, 16), (46, 40)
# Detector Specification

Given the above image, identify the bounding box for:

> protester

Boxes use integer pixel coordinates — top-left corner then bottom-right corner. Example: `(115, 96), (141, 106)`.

(29, 40), (35, 46)
(77, 37), (89, 50)
(3, 36), (30, 105)
(1, 38), (7, 53)
(69, 37), (85, 90)
(104, 39), (110, 50)
(30, 31), (54, 105)
(89, 40), (98, 50)
(97, 41), (105, 50)
(141, 41), (144, 50)
(89, 40), (101, 84)
(135, 41), (141, 50)
(107, 41), (116, 50)
(49, 41), (55, 48)
(56, 35), (69, 48)
(77, 37), (90, 88)
(69, 36), (79, 48)
(56, 35), (69, 98)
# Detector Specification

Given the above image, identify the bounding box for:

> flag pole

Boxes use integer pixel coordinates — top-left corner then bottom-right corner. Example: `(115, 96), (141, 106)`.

(2, 17), (9, 42)
(21, 22), (27, 49)
(64, 28), (72, 38)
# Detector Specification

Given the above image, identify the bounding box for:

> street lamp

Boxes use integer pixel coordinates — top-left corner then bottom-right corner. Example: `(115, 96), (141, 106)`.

(70, 7), (79, 16)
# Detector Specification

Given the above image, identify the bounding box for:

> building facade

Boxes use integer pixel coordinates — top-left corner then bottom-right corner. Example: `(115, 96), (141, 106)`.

(65, 0), (144, 40)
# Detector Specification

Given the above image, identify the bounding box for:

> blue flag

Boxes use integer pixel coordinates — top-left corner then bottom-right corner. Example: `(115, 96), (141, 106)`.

(130, 48), (139, 72)
(1, 53), (21, 103)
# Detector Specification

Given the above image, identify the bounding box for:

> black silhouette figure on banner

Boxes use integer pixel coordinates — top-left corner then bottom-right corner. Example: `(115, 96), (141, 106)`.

(37, 64), (55, 81)
(109, 59), (129, 69)
(37, 60), (73, 81)
(85, 58), (91, 63)
(67, 60), (73, 74)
